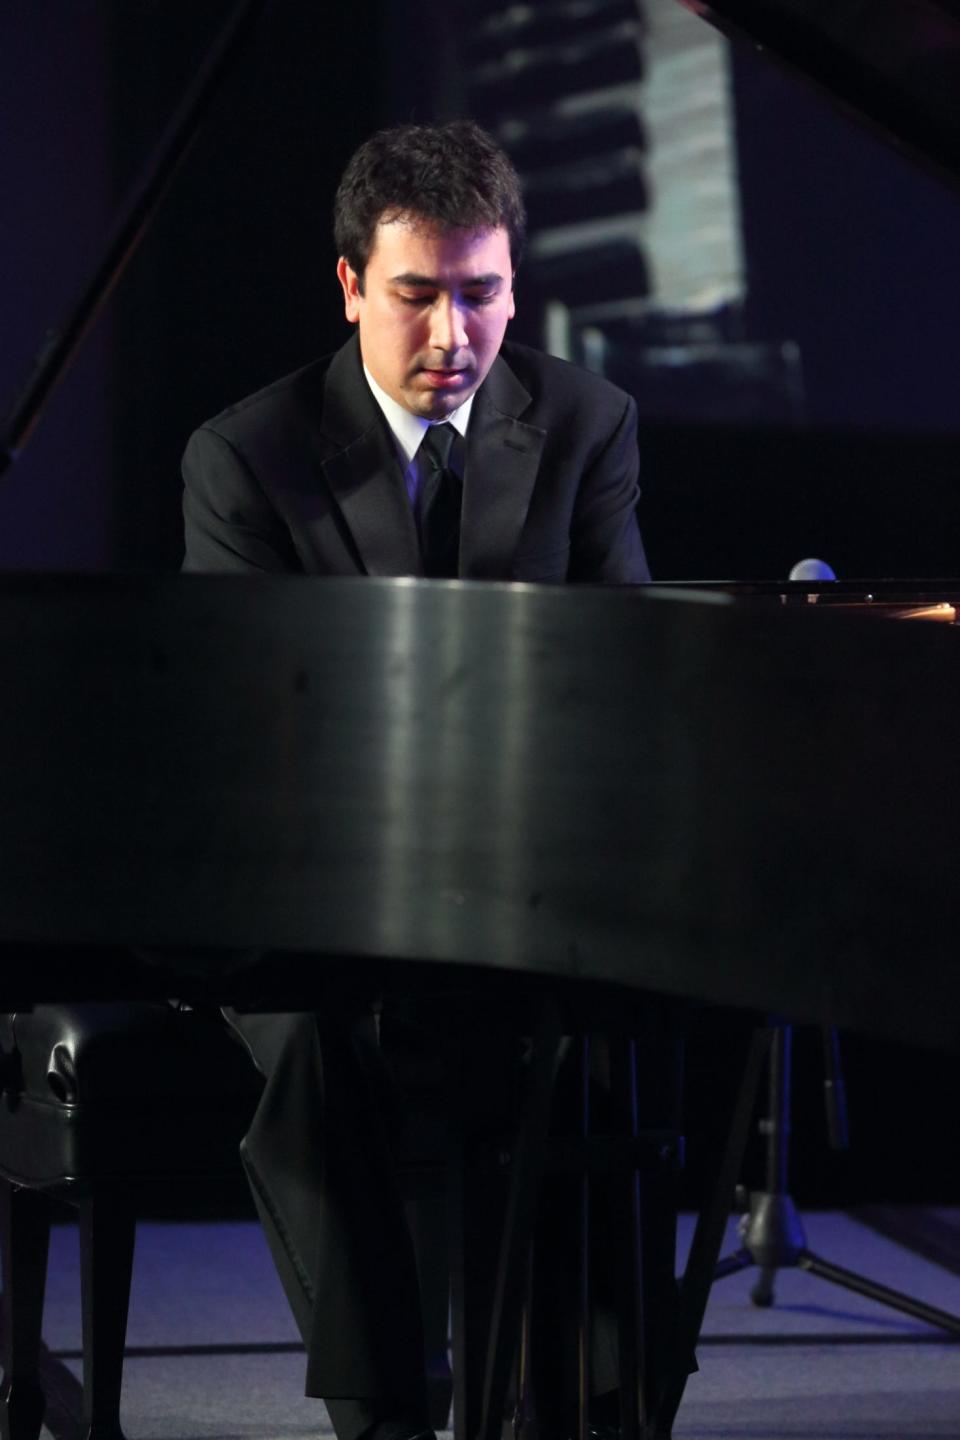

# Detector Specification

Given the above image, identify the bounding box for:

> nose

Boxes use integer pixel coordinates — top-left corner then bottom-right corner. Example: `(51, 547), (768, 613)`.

(429, 296), (469, 354)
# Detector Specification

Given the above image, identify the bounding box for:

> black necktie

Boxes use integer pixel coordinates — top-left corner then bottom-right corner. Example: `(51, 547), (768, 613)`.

(416, 423), (462, 579)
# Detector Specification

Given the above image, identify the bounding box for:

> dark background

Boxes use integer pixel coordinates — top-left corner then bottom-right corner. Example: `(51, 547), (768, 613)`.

(1, 0), (958, 1208)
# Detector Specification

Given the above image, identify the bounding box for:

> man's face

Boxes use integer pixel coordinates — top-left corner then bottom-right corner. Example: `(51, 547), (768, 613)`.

(337, 214), (516, 420)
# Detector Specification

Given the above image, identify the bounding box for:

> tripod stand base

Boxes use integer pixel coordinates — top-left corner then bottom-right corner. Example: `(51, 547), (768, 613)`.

(716, 1191), (960, 1336)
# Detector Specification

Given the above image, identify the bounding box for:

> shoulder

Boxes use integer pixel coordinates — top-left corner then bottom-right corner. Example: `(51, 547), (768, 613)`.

(196, 351), (340, 447)
(193, 334), (371, 450)
(497, 340), (634, 423)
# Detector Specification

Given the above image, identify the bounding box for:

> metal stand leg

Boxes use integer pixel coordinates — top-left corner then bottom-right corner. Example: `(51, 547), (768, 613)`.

(655, 1025), (775, 1436)
(512, 1256), (534, 1440)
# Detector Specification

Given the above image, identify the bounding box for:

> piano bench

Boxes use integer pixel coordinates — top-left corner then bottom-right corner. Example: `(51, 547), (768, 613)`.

(0, 1002), (262, 1440)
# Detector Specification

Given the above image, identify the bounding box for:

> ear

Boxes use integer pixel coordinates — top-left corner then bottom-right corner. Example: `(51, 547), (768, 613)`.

(337, 257), (362, 323)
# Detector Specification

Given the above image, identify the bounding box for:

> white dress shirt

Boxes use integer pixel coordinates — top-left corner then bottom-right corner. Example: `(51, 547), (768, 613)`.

(363, 364), (473, 507)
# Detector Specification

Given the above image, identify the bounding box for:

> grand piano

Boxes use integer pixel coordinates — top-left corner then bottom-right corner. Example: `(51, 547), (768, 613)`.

(1, 571), (959, 1053)
(1, 3), (959, 1440)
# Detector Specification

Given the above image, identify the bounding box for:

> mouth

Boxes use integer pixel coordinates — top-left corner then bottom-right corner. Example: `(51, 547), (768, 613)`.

(418, 366), (470, 390)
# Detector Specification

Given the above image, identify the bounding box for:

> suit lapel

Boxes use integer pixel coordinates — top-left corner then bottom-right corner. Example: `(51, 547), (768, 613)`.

(314, 338), (543, 580)
(317, 338), (422, 577)
(461, 352), (544, 580)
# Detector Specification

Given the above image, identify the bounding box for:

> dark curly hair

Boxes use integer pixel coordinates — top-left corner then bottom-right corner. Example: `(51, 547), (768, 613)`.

(334, 121), (526, 288)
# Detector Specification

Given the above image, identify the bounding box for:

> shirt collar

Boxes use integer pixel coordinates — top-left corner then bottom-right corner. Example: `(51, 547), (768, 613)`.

(363, 364), (474, 466)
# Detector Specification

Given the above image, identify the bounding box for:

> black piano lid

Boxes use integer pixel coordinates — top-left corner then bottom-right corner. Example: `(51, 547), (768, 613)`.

(682, 0), (960, 186)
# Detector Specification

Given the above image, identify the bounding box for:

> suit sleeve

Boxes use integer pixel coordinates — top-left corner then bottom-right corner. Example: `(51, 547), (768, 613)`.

(181, 425), (301, 573)
(569, 394), (650, 584)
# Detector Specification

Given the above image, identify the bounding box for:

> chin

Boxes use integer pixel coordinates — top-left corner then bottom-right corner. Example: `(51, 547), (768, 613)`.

(412, 393), (456, 420)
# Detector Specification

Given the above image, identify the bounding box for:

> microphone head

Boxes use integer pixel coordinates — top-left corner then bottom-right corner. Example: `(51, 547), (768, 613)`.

(789, 557), (837, 582)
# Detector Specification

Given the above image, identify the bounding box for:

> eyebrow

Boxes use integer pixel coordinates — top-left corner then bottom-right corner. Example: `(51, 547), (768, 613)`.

(389, 272), (506, 288)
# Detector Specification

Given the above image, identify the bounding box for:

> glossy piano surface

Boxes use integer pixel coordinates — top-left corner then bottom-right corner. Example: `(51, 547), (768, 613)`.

(1, 574), (957, 1049)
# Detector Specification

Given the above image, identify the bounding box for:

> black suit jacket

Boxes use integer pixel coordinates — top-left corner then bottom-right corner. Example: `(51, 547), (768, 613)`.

(182, 334), (649, 583)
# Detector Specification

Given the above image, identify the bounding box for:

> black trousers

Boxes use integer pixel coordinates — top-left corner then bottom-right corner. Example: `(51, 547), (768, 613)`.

(225, 1001), (430, 1440)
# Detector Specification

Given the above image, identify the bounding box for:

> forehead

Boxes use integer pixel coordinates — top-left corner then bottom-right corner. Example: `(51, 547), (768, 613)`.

(366, 215), (512, 279)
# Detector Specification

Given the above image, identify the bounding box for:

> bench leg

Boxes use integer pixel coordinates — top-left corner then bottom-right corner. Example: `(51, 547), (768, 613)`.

(78, 1193), (135, 1440)
(0, 1179), (51, 1440)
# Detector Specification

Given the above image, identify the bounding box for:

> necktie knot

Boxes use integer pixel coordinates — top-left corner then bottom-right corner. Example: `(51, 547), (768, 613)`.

(418, 422), (457, 474)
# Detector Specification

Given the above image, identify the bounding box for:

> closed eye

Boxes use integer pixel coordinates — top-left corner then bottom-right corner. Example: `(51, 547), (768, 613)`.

(396, 291), (498, 308)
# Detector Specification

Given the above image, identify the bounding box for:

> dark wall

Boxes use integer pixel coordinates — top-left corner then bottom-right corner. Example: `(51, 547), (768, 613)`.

(107, 0), (389, 570)
(0, 2), (390, 572)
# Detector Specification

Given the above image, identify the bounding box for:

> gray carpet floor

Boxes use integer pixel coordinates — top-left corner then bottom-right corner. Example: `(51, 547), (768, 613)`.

(30, 1209), (960, 1440)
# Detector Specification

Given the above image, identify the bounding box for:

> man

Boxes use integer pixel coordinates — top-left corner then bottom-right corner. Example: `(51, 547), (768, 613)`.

(182, 121), (647, 586)
(182, 122), (650, 1440)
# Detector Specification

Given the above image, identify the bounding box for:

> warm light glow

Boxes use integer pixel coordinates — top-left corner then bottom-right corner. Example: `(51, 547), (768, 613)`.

(897, 604), (957, 623)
